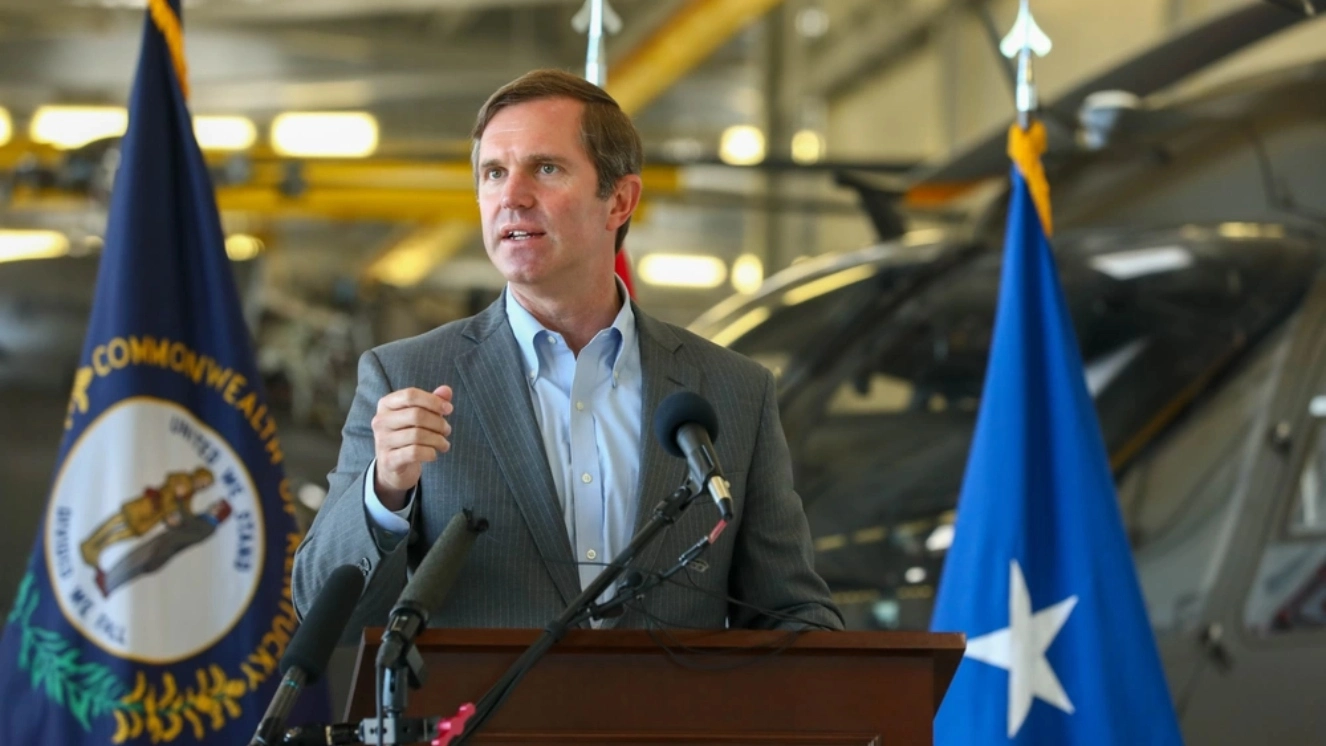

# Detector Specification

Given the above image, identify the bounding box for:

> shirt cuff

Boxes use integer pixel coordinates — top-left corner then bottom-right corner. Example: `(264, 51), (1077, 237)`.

(363, 459), (414, 536)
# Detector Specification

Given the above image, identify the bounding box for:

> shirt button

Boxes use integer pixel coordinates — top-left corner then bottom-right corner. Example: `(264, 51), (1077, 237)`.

(575, 401), (585, 411)
(586, 549), (598, 560)
(581, 473), (592, 484)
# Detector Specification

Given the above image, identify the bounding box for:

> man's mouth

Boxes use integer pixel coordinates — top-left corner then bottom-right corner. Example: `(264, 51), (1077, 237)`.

(503, 230), (546, 241)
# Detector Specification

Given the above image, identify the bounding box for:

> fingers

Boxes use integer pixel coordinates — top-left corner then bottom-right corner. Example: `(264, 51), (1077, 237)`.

(377, 443), (440, 479)
(376, 425), (451, 454)
(374, 405), (452, 439)
(371, 386), (456, 493)
(379, 387), (453, 416)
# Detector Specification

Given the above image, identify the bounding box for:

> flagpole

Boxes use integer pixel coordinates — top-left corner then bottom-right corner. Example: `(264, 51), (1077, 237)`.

(1015, 46), (1034, 130)
(1000, 0), (1051, 130)
(584, 0), (606, 86)
(573, 0), (639, 300)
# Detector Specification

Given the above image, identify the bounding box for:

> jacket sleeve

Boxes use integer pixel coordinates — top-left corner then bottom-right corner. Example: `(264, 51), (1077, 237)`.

(292, 348), (416, 641)
(727, 367), (844, 630)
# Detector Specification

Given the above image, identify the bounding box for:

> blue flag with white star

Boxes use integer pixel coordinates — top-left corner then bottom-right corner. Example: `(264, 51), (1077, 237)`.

(930, 123), (1184, 745)
(0, 1), (329, 743)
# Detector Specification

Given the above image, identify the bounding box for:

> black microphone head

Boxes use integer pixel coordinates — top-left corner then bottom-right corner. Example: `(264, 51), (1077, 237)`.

(281, 564), (364, 683)
(396, 510), (485, 613)
(653, 391), (719, 458)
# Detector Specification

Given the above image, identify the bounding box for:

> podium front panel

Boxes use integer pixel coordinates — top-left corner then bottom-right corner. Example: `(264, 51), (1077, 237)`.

(348, 628), (964, 746)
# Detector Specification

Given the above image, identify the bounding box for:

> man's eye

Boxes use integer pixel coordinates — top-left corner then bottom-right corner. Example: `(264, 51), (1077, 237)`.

(539, 164), (558, 175)
(486, 168), (504, 180)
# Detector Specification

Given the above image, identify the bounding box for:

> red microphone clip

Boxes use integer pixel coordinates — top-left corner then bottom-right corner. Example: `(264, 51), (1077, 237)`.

(432, 702), (476, 746)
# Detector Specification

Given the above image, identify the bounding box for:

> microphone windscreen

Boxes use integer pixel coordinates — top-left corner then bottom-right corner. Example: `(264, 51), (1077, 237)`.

(281, 564), (364, 682)
(396, 511), (484, 614)
(652, 391), (720, 458)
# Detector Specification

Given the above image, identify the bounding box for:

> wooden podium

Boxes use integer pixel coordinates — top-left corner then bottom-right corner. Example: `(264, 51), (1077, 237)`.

(347, 628), (964, 745)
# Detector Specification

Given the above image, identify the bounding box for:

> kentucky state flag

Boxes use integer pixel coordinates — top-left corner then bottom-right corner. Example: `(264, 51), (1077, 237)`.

(0, 1), (327, 743)
(930, 122), (1185, 744)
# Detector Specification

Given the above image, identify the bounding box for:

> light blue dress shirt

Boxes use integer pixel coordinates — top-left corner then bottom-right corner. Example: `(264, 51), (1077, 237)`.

(365, 282), (643, 596)
(504, 283), (643, 594)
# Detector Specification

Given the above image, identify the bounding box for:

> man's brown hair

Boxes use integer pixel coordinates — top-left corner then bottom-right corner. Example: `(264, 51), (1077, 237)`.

(472, 69), (643, 252)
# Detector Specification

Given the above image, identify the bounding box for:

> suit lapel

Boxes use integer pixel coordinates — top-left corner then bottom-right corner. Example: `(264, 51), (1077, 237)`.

(455, 296), (581, 607)
(599, 307), (698, 629)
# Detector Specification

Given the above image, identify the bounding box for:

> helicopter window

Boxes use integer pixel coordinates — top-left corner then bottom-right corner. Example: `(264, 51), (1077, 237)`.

(1241, 396), (1326, 636)
(1123, 326), (1289, 635)
(1287, 400), (1326, 536)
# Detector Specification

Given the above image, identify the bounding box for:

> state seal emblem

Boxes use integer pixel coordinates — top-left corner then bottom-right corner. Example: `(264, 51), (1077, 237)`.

(45, 397), (264, 664)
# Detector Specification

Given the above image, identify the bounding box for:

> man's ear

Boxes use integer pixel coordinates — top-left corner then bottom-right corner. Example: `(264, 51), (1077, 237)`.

(607, 174), (643, 232)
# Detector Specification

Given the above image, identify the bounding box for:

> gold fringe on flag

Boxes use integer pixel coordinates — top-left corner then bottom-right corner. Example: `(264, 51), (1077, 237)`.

(148, 0), (190, 100)
(1007, 121), (1052, 237)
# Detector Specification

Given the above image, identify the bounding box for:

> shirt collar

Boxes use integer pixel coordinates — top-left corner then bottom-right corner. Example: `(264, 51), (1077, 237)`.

(504, 277), (636, 382)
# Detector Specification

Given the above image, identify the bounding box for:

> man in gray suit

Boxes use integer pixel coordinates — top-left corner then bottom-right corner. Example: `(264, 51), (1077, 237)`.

(292, 69), (842, 635)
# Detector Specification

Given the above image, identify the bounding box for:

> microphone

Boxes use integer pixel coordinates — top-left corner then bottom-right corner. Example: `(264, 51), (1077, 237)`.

(376, 510), (488, 670)
(653, 391), (734, 521)
(249, 564), (364, 746)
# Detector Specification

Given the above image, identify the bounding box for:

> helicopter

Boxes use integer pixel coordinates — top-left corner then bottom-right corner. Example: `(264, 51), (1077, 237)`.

(689, 2), (1326, 742)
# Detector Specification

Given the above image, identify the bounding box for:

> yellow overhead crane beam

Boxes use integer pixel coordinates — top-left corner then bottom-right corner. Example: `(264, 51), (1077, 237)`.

(217, 161), (679, 223)
(607, 0), (785, 116)
(0, 143), (680, 223)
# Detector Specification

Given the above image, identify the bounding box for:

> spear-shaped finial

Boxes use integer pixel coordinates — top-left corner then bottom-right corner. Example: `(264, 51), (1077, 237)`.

(572, 0), (622, 86)
(1000, 0), (1052, 129)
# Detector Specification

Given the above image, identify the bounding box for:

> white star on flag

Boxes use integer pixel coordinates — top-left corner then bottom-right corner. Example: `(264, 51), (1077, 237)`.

(964, 559), (1079, 737)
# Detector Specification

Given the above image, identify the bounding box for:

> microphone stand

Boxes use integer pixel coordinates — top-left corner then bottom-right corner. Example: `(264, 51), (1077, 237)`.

(282, 482), (715, 746)
(282, 621), (443, 746)
(363, 640), (434, 746)
(451, 480), (712, 744)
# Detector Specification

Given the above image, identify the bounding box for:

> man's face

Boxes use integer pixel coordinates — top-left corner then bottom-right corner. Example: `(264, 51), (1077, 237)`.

(476, 97), (631, 295)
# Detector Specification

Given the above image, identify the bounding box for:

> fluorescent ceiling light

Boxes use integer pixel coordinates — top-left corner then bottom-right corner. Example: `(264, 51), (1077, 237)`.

(1088, 246), (1192, 280)
(790, 129), (824, 165)
(719, 125), (765, 166)
(0, 108), (11, 147)
(271, 112), (378, 158)
(730, 253), (763, 294)
(195, 115), (257, 151)
(637, 253), (727, 289)
(30, 106), (128, 150)
(225, 234), (263, 261)
(0, 230), (71, 262)
(1217, 222), (1284, 239)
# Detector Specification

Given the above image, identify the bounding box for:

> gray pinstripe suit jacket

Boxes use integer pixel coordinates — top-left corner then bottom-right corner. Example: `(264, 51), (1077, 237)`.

(291, 293), (842, 634)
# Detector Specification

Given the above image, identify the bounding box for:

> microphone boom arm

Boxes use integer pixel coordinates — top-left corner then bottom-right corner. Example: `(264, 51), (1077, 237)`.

(454, 480), (709, 744)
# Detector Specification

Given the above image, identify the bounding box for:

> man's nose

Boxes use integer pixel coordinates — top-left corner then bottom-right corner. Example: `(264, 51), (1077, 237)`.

(500, 171), (535, 210)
